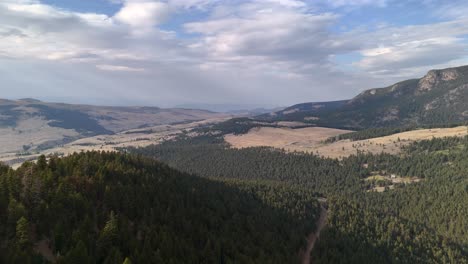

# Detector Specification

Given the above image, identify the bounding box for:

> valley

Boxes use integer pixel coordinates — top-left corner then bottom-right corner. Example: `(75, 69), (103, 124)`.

(2, 65), (468, 263)
(0, 116), (231, 168)
(3, 1), (468, 262)
(0, 99), (228, 155)
(301, 199), (328, 264)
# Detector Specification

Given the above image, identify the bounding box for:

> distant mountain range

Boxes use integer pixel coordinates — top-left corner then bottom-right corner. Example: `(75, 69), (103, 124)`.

(3, 64), (468, 154)
(0, 99), (226, 154)
(175, 103), (284, 115)
(262, 65), (468, 129)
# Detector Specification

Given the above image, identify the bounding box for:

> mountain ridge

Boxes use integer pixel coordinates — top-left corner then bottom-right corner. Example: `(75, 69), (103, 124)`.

(263, 65), (468, 129)
(0, 99), (227, 154)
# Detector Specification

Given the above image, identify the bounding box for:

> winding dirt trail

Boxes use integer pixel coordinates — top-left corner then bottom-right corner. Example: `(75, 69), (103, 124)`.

(300, 201), (328, 264)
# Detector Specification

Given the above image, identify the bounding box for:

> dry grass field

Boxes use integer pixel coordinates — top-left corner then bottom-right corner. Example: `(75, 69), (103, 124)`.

(225, 126), (468, 158)
(3, 120), (467, 169)
(0, 99), (230, 156)
(0, 117), (80, 154)
(0, 117), (230, 169)
(224, 127), (353, 151)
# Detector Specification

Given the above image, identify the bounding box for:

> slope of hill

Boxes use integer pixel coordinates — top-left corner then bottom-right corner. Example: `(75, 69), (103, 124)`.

(0, 99), (227, 154)
(129, 134), (468, 263)
(264, 65), (468, 129)
(258, 100), (348, 121)
(224, 125), (468, 158)
(0, 151), (320, 263)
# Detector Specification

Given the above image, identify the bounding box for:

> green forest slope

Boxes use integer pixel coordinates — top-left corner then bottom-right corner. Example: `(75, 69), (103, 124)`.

(0, 152), (320, 264)
(129, 134), (468, 263)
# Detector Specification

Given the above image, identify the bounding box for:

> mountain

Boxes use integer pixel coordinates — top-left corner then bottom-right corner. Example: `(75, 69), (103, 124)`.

(0, 99), (226, 154)
(258, 100), (348, 121)
(264, 65), (468, 129)
(175, 103), (284, 115)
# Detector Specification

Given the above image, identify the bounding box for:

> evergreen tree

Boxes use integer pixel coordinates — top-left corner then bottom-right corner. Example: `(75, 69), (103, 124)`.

(16, 217), (30, 249)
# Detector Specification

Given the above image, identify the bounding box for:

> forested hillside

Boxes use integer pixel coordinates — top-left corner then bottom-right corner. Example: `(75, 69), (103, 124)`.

(128, 138), (363, 195)
(256, 65), (468, 130)
(129, 134), (468, 263)
(0, 152), (320, 263)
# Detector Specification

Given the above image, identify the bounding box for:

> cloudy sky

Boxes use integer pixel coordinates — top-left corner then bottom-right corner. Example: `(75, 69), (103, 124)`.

(1, 0), (468, 108)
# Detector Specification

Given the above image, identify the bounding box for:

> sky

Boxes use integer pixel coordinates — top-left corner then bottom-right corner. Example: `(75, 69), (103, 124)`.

(1, 0), (468, 108)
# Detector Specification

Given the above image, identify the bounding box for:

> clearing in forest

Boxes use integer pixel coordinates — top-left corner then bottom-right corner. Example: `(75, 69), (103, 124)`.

(224, 126), (352, 151)
(225, 126), (468, 158)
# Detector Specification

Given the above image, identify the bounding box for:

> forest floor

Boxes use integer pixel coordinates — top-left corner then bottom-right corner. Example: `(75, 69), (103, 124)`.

(301, 199), (328, 264)
(34, 239), (56, 263)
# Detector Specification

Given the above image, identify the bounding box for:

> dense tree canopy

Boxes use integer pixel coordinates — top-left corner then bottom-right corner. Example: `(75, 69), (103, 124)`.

(129, 134), (468, 263)
(0, 152), (320, 263)
(2, 129), (468, 263)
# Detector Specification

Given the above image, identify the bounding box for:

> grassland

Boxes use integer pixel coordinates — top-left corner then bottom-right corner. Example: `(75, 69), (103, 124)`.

(0, 117), (230, 168)
(224, 126), (468, 158)
(224, 127), (352, 151)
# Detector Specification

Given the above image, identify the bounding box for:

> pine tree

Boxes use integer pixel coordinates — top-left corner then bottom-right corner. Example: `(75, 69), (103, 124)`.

(16, 217), (30, 249)
(103, 247), (123, 264)
(97, 211), (119, 260)
(62, 241), (90, 264)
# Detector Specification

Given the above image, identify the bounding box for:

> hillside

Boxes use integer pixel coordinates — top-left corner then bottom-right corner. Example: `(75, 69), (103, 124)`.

(224, 126), (468, 158)
(129, 133), (468, 263)
(0, 99), (226, 154)
(0, 151), (320, 263)
(264, 65), (468, 129)
(258, 100), (348, 121)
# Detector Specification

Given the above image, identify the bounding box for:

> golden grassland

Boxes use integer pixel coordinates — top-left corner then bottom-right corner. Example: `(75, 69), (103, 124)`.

(0, 117), (230, 169)
(225, 126), (468, 159)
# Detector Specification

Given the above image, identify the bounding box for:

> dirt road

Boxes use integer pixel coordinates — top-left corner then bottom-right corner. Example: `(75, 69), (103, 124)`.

(301, 202), (328, 264)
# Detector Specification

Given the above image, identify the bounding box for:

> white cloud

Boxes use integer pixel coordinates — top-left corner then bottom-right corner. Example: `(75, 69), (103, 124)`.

(184, 1), (356, 78)
(168, 0), (219, 10)
(353, 19), (468, 77)
(96, 64), (146, 72)
(261, 0), (306, 8)
(0, 0), (468, 107)
(114, 1), (169, 31)
(326, 0), (388, 7)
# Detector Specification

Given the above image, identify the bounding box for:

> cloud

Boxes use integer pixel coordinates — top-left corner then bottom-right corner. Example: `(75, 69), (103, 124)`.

(353, 19), (468, 77)
(184, 1), (357, 79)
(168, 0), (220, 10)
(0, 0), (182, 61)
(114, 1), (170, 31)
(0, 0), (467, 107)
(96, 64), (146, 72)
(323, 0), (388, 8)
(262, 0), (306, 8)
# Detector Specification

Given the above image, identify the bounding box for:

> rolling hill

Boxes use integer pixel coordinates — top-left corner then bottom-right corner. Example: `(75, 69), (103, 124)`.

(0, 99), (227, 154)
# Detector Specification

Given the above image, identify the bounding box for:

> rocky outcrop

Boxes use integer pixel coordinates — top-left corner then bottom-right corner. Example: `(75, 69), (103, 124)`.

(417, 69), (459, 94)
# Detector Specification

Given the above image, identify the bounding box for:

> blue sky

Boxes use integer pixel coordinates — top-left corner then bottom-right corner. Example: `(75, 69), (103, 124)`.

(41, 0), (120, 14)
(0, 0), (468, 107)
